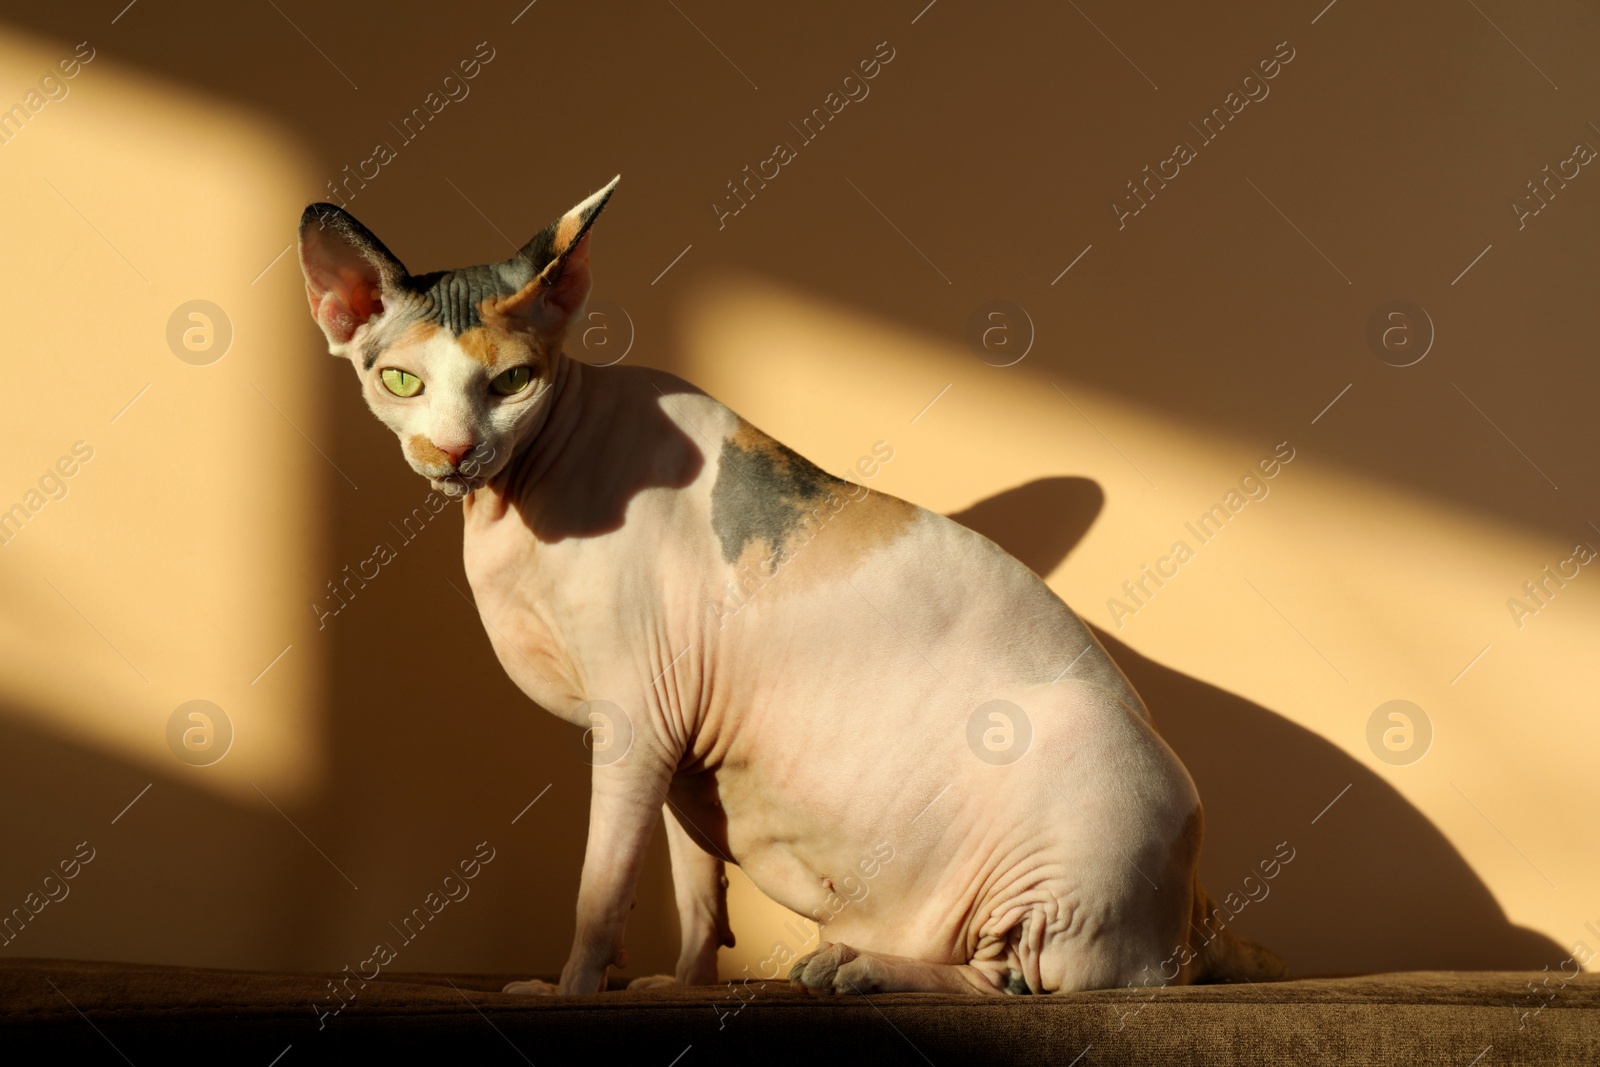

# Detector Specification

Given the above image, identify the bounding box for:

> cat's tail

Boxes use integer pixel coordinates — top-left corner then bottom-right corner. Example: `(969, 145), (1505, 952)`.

(1188, 882), (1288, 983)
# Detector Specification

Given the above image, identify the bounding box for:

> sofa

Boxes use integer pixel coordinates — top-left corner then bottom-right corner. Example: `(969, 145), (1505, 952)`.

(4, 958), (1597, 1064)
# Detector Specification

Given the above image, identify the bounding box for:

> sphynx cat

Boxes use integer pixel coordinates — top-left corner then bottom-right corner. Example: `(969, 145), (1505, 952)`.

(296, 177), (1285, 996)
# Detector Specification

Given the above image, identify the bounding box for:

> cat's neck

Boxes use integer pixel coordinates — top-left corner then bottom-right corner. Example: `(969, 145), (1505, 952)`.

(514, 350), (586, 483)
(471, 352), (699, 541)
(484, 350), (589, 505)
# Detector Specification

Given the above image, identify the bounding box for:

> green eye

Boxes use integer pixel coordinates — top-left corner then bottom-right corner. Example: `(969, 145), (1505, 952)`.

(380, 368), (423, 397)
(490, 366), (533, 396)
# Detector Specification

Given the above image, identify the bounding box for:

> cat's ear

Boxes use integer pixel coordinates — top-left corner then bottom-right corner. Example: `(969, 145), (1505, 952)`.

(297, 204), (409, 351)
(492, 176), (620, 332)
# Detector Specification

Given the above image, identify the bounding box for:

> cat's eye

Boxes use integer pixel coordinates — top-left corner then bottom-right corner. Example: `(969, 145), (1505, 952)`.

(490, 366), (533, 397)
(380, 368), (423, 398)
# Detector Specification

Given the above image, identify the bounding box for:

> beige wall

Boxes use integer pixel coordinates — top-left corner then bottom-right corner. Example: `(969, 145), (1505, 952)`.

(1, 0), (1596, 984)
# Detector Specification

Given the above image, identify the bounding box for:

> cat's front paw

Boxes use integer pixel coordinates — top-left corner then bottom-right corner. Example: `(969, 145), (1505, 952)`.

(501, 978), (559, 995)
(789, 942), (877, 995)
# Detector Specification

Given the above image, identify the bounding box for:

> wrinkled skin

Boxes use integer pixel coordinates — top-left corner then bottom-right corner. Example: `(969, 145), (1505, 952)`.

(297, 180), (1283, 998)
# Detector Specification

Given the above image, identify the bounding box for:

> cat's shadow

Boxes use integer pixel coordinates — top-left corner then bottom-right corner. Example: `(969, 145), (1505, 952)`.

(946, 476), (1566, 976)
(505, 374), (706, 542)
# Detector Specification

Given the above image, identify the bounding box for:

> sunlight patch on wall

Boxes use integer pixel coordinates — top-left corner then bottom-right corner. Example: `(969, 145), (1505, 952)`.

(679, 274), (1600, 979)
(0, 27), (326, 802)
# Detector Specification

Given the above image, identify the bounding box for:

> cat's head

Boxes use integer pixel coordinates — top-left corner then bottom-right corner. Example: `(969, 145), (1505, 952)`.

(296, 177), (618, 498)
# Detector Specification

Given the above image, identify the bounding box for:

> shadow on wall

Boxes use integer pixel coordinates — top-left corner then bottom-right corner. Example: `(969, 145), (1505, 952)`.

(0, 0), (1585, 982)
(0, 702), (318, 966)
(947, 476), (1565, 976)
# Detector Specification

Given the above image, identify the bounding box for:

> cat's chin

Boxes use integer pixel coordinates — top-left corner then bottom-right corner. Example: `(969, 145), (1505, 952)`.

(431, 476), (474, 499)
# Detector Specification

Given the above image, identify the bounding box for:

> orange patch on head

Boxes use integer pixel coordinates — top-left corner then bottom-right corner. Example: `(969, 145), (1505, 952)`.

(381, 319), (445, 358)
(481, 281), (539, 322)
(456, 327), (500, 367)
(455, 323), (546, 382)
(406, 433), (450, 470)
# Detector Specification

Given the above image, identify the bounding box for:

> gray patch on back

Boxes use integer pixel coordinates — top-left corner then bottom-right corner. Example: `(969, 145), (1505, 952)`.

(710, 433), (850, 565)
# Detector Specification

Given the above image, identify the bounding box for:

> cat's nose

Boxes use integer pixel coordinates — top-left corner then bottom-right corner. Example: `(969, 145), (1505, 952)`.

(437, 442), (475, 468)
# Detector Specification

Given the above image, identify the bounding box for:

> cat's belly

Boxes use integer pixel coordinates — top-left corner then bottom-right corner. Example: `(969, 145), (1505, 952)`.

(699, 780), (916, 941)
(704, 677), (1197, 972)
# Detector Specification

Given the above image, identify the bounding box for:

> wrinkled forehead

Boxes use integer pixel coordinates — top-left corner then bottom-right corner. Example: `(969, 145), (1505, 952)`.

(359, 262), (534, 371)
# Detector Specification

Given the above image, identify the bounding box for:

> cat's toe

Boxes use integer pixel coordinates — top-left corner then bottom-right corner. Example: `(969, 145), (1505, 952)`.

(788, 942), (861, 995)
(501, 978), (559, 995)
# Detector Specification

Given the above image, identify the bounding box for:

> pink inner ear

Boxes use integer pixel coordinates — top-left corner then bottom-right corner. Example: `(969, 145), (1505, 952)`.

(308, 275), (382, 344)
(302, 231), (388, 345)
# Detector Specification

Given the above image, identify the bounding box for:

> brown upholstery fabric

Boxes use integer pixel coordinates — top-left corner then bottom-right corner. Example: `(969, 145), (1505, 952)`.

(3, 958), (1597, 1065)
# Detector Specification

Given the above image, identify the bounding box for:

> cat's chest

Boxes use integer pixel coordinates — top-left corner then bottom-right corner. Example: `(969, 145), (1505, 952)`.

(460, 496), (592, 714)
(461, 495), (540, 597)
